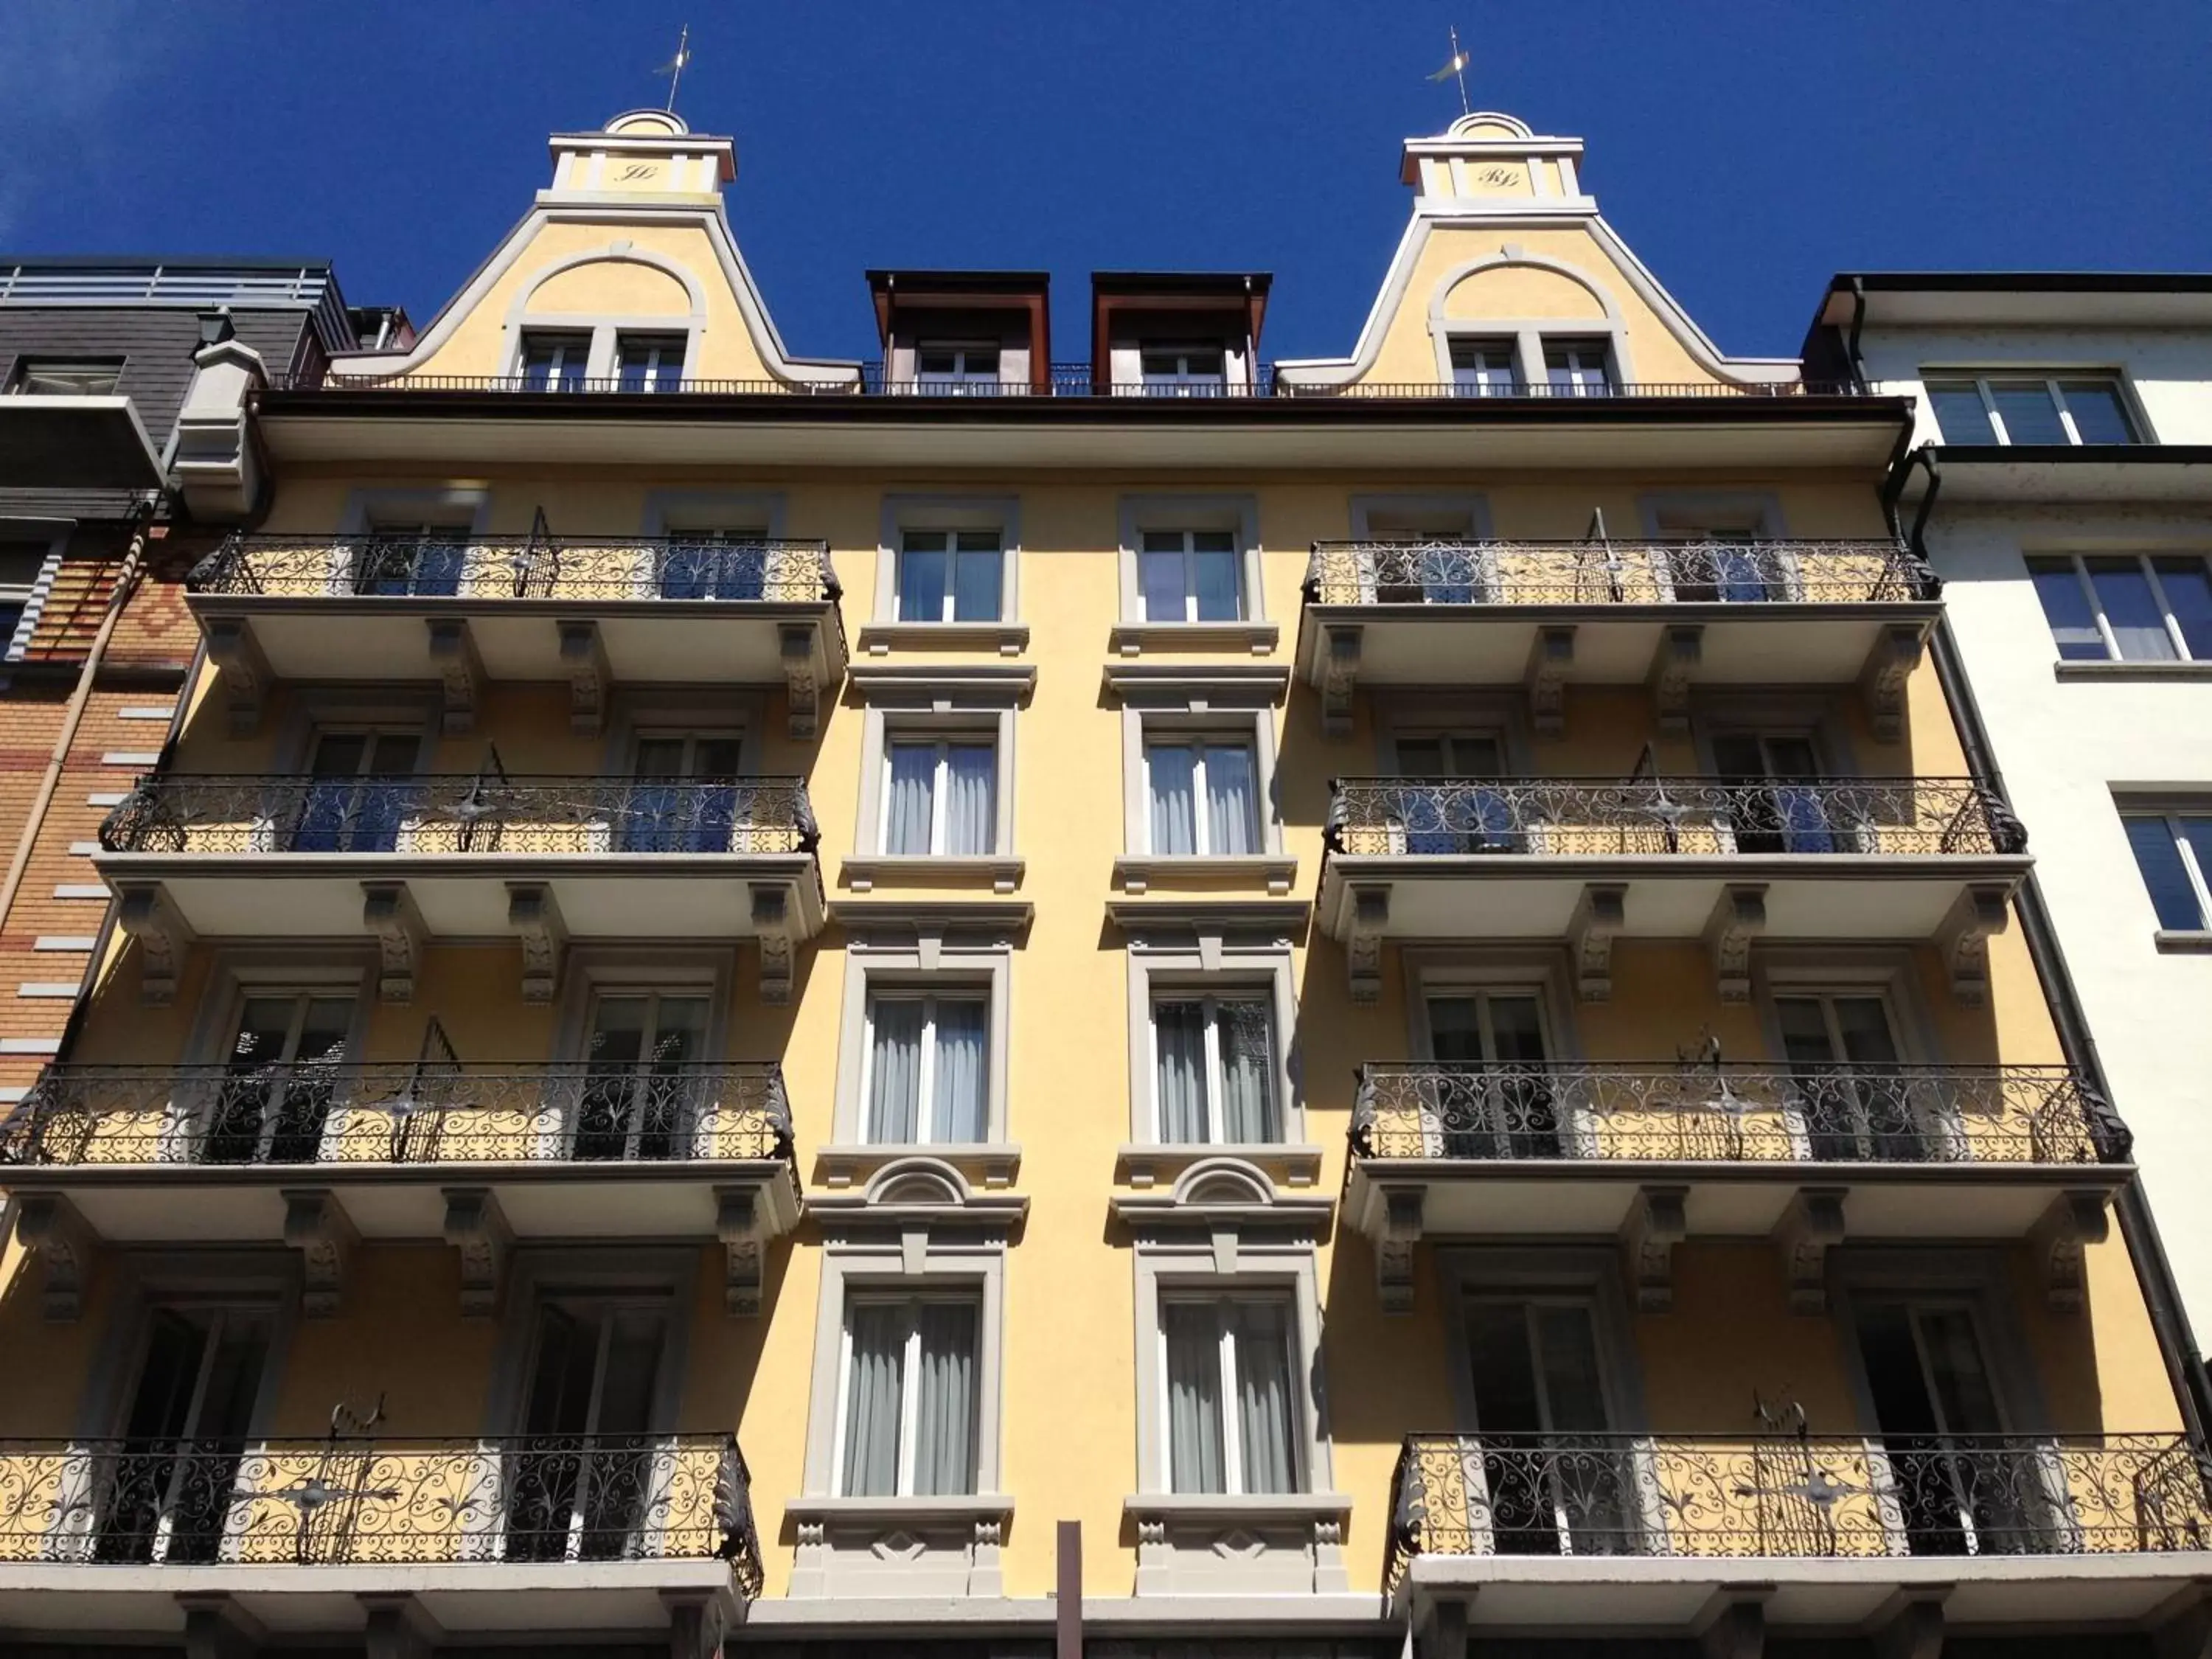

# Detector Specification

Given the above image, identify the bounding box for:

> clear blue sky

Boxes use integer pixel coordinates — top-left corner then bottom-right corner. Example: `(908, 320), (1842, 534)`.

(3, 0), (2206, 362)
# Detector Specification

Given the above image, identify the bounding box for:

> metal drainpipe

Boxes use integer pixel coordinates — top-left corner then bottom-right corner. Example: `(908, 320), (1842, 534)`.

(1901, 447), (2212, 1441)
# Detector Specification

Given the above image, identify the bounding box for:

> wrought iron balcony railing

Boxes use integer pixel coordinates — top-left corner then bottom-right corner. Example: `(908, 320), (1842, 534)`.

(1303, 539), (1937, 608)
(1385, 1432), (2212, 1589)
(98, 774), (820, 858)
(187, 532), (840, 605)
(0, 1433), (760, 1591)
(1350, 1062), (2128, 1168)
(0, 1060), (794, 1169)
(1325, 777), (2028, 860)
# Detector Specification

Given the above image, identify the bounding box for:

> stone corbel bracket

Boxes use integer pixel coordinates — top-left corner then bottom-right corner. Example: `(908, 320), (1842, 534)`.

(752, 884), (796, 1005)
(116, 881), (193, 1006)
(2033, 1189), (2111, 1313)
(558, 619), (611, 737)
(1860, 623), (1927, 745)
(782, 623), (822, 741)
(362, 881), (428, 1004)
(202, 616), (271, 737)
(1569, 883), (1627, 1001)
(442, 1187), (514, 1318)
(1346, 884), (1390, 1004)
(1320, 625), (1362, 739)
(1377, 1186), (1424, 1315)
(14, 1191), (95, 1321)
(507, 882), (568, 1004)
(1704, 883), (1767, 1004)
(1649, 624), (1703, 734)
(716, 1186), (773, 1317)
(1772, 1186), (1848, 1314)
(1621, 1185), (1688, 1312)
(425, 618), (485, 736)
(1939, 883), (2012, 1006)
(282, 1189), (358, 1318)
(1526, 625), (1574, 740)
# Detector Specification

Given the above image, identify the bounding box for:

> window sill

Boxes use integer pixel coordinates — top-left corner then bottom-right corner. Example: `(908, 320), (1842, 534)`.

(786, 1494), (1015, 1524)
(1110, 622), (1280, 658)
(2154, 930), (2212, 954)
(843, 855), (1024, 894)
(1116, 1142), (1324, 1191)
(1122, 1492), (1351, 1523)
(815, 1142), (1023, 1189)
(2055, 660), (2212, 682)
(858, 622), (1029, 657)
(1113, 855), (1296, 896)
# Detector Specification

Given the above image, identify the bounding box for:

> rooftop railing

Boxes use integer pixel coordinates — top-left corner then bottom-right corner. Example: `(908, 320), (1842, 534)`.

(1385, 1431), (2212, 1589)
(0, 1433), (760, 1591)
(1324, 777), (2028, 860)
(99, 774), (820, 859)
(1303, 539), (1937, 608)
(1349, 1062), (2127, 1168)
(0, 1059), (795, 1169)
(188, 532), (840, 605)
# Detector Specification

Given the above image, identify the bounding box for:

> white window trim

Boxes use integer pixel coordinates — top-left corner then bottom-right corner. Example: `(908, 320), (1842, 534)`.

(1152, 1289), (1307, 1495)
(1113, 494), (1275, 655)
(331, 488), (493, 599)
(1109, 667), (1292, 894)
(0, 518), (69, 663)
(845, 666), (1029, 893)
(1144, 988), (1285, 1145)
(2117, 801), (2212, 936)
(1121, 932), (1304, 1161)
(2032, 551), (2212, 664)
(855, 988), (993, 1148)
(1140, 733), (1262, 858)
(829, 1289), (987, 1498)
(1403, 947), (1583, 1064)
(1750, 947), (1942, 1066)
(1923, 371), (2143, 447)
(1827, 1247), (2056, 1442)
(1428, 321), (1636, 393)
(863, 495), (1024, 655)
(877, 736), (1000, 857)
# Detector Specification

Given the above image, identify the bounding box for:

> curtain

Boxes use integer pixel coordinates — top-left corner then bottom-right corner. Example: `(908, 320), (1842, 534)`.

(951, 541), (1003, 622)
(1164, 1303), (1225, 1493)
(1147, 745), (1197, 855)
(1153, 1001), (1208, 1142)
(1233, 1302), (1298, 1495)
(898, 536), (947, 622)
(841, 1304), (906, 1498)
(943, 744), (997, 855)
(1217, 1000), (1279, 1142)
(884, 744), (937, 855)
(866, 1001), (924, 1143)
(930, 1000), (988, 1144)
(1203, 744), (1256, 855)
(911, 1301), (979, 1495)
(1139, 540), (1186, 622)
(1192, 537), (1242, 621)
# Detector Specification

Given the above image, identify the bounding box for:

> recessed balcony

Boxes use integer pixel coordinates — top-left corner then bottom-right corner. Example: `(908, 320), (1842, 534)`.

(1296, 539), (1939, 738)
(0, 1433), (757, 1645)
(1386, 1431), (2212, 1640)
(185, 533), (846, 742)
(91, 774), (824, 1001)
(1318, 776), (2031, 1004)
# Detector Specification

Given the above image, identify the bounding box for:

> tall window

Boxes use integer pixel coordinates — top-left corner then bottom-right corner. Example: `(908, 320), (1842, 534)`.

(863, 990), (989, 1144)
(1712, 732), (1837, 855)
(1139, 529), (1242, 622)
(293, 731), (421, 853)
(1924, 375), (2138, 446)
(626, 734), (744, 853)
(518, 331), (591, 392)
(1449, 337), (1520, 396)
(205, 993), (352, 1164)
(1392, 734), (1516, 854)
(1140, 344), (1226, 395)
(1160, 1296), (1300, 1495)
(838, 1296), (981, 1497)
(2123, 810), (2212, 931)
(616, 333), (686, 393)
(1424, 988), (1556, 1158)
(897, 529), (1003, 622)
(2028, 554), (2212, 662)
(1462, 1296), (1627, 1554)
(354, 521), (467, 597)
(883, 736), (997, 856)
(1145, 736), (1258, 855)
(576, 991), (709, 1160)
(97, 1307), (272, 1563)
(1543, 340), (1615, 396)
(511, 1300), (668, 1562)
(915, 343), (1001, 392)
(0, 540), (49, 650)
(1152, 992), (1279, 1144)
(1773, 992), (1921, 1161)
(6, 358), (122, 396)
(658, 526), (768, 602)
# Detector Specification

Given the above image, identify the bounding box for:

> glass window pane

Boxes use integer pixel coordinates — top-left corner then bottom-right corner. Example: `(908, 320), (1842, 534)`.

(1427, 997), (1484, 1064)
(950, 546), (1003, 622)
(2179, 820), (2212, 921)
(1464, 1301), (1545, 1433)
(841, 1304), (908, 1497)
(1531, 1304), (1610, 1433)
(2124, 817), (2205, 930)
(1163, 1303), (1226, 1492)
(1153, 999), (1208, 1143)
(1231, 1301), (1298, 1494)
(1141, 544), (1188, 622)
(1217, 1000), (1279, 1142)
(2026, 559), (2109, 660)
(898, 535), (947, 623)
(1987, 382), (2067, 445)
(928, 1000), (989, 1143)
(942, 742), (997, 855)
(1192, 543), (1242, 622)
(1775, 997), (1840, 1066)
(2059, 381), (2136, 445)
(1925, 381), (1996, 444)
(2086, 558), (2178, 661)
(911, 1301), (979, 1495)
(866, 999), (925, 1141)
(1147, 743), (1199, 855)
(883, 742), (938, 855)
(1202, 742), (1257, 855)
(2154, 559), (2212, 659)
(1485, 996), (1548, 1064)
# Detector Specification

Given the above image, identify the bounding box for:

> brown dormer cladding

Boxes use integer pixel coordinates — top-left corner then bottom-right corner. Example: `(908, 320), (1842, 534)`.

(1088, 271), (1271, 391)
(866, 270), (1051, 394)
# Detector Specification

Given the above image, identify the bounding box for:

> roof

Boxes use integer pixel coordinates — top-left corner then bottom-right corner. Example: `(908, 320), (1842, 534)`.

(1809, 271), (2212, 336)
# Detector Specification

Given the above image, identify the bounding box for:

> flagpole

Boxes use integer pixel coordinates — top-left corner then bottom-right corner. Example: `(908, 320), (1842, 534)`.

(664, 23), (690, 114)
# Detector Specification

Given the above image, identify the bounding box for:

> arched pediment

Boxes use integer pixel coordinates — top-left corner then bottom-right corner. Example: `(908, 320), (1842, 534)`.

(1430, 251), (1620, 327)
(863, 1155), (972, 1208)
(511, 244), (706, 324)
(1171, 1157), (1277, 1208)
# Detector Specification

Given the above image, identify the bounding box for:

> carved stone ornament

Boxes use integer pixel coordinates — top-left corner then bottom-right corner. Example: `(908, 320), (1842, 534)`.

(1703, 883), (1767, 1004)
(1347, 884), (1390, 1004)
(507, 882), (567, 1004)
(752, 884), (795, 1005)
(1569, 883), (1627, 1001)
(2034, 1189), (2110, 1313)
(1860, 622), (1926, 745)
(282, 1189), (359, 1318)
(782, 623), (821, 741)
(1649, 625), (1703, 734)
(1526, 625), (1575, 740)
(441, 1187), (513, 1318)
(1621, 1185), (1688, 1312)
(716, 1186), (767, 1317)
(1321, 625), (1362, 739)
(1772, 1186), (1848, 1314)
(1939, 883), (2011, 1006)
(425, 617), (485, 736)
(361, 881), (428, 1004)
(558, 619), (610, 737)
(202, 616), (271, 737)
(116, 882), (192, 1006)
(1377, 1186), (1425, 1314)
(14, 1191), (94, 1321)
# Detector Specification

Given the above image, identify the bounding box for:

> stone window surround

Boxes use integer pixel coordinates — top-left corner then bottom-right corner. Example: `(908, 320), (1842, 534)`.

(1749, 945), (1944, 1068)
(1109, 666), (1293, 894)
(1686, 688), (1862, 778)
(1370, 689), (1534, 777)
(598, 688), (768, 780)
(843, 666), (1029, 894)
(860, 493), (1026, 656)
(479, 1245), (700, 1437)
(1433, 1245), (1651, 1435)
(497, 245), (709, 386)
(1347, 493), (1493, 543)
(1424, 249), (1637, 390)
(549, 946), (738, 1067)
(270, 687), (444, 777)
(1112, 493), (1277, 655)
(180, 949), (378, 1071)
(1635, 489), (1788, 540)
(1120, 932), (1306, 1165)
(640, 487), (789, 540)
(1400, 945), (1583, 1067)
(335, 485), (495, 540)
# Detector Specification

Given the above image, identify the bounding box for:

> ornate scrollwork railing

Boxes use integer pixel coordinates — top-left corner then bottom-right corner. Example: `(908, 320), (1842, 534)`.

(1302, 539), (1937, 608)
(0, 1060), (795, 1169)
(1349, 1062), (2128, 1167)
(1325, 777), (2027, 860)
(0, 1433), (762, 1592)
(187, 533), (840, 605)
(97, 774), (820, 859)
(1385, 1432), (2212, 1590)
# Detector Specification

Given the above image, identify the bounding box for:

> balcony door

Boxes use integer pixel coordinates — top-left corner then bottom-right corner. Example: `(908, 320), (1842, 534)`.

(1392, 734), (1518, 855)
(292, 731), (420, 854)
(658, 526), (768, 602)
(1422, 990), (1559, 1158)
(574, 992), (710, 1160)
(1775, 992), (1938, 1163)
(203, 993), (352, 1164)
(625, 734), (743, 853)
(1463, 1297), (1635, 1556)
(95, 1307), (272, 1563)
(1711, 732), (1837, 855)
(1853, 1300), (2051, 1557)
(1366, 525), (1479, 605)
(353, 522), (467, 597)
(508, 1301), (669, 1561)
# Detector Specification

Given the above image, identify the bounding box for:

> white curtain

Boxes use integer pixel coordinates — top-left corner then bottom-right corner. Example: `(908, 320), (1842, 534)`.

(911, 1301), (979, 1495)
(1203, 743), (1256, 855)
(841, 1304), (906, 1497)
(1233, 1302), (1298, 1495)
(866, 1001), (924, 1142)
(943, 744), (997, 856)
(1153, 1001), (1208, 1142)
(1217, 1000), (1279, 1142)
(930, 1000), (988, 1143)
(884, 744), (936, 855)
(1147, 745), (1197, 855)
(1163, 1303), (1225, 1493)
(1192, 540), (1242, 622)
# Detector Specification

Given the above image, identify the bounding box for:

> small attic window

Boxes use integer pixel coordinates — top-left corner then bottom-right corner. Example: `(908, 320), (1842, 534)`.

(517, 331), (591, 392)
(1542, 339), (1615, 397)
(7, 358), (123, 397)
(1140, 344), (1225, 396)
(1448, 337), (1520, 396)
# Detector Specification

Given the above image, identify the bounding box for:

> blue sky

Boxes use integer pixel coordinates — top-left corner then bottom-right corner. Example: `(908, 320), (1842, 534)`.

(2, 0), (2205, 362)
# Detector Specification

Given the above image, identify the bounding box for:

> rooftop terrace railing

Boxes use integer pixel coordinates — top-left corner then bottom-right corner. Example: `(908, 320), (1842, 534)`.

(1303, 539), (1938, 608)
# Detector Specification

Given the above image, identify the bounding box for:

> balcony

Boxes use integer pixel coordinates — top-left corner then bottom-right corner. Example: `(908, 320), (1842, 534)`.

(1385, 1432), (2212, 1639)
(1344, 1062), (2129, 1307)
(1318, 777), (2031, 1004)
(186, 533), (846, 742)
(0, 1433), (757, 1644)
(1295, 539), (1938, 738)
(92, 775), (824, 1002)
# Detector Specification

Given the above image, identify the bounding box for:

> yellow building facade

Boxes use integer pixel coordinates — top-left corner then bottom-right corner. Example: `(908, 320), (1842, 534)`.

(1, 107), (2207, 1659)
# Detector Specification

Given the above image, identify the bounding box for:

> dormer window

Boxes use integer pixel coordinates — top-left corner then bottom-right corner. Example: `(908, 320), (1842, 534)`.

(1141, 344), (1225, 397)
(1449, 338), (1520, 397)
(518, 331), (590, 392)
(616, 333), (686, 393)
(7, 358), (123, 397)
(1543, 339), (1615, 397)
(916, 343), (1001, 393)
(1925, 375), (2138, 446)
